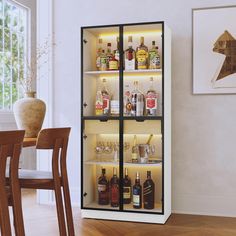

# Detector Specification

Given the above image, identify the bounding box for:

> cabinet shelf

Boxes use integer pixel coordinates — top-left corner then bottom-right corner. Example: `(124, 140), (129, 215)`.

(84, 159), (162, 167)
(84, 69), (162, 76)
(82, 116), (162, 121)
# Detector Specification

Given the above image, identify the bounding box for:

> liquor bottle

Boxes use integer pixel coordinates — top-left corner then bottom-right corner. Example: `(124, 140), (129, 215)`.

(145, 77), (158, 116)
(133, 172), (142, 209)
(95, 90), (103, 116)
(110, 167), (119, 207)
(123, 168), (131, 204)
(136, 36), (148, 70)
(96, 38), (103, 70)
(148, 41), (161, 69)
(131, 135), (138, 163)
(124, 84), (132, 116)
(114, 37), (120, 69)
(100, 49), (108, 71)
(125, 36), (135, 70)
(101, 78), (110, 115)
(106, 43), (113, 69)
(131, 81), (144, 116)
(98, 168), (109, 205)
(143, 171), (155, 209)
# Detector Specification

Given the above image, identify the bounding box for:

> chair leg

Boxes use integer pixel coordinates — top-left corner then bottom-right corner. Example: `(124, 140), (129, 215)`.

(54, 181), (67, 236)
(11, 186), (25, 236)
(62, 175), (75, 236)
(0, 187), (12, 236)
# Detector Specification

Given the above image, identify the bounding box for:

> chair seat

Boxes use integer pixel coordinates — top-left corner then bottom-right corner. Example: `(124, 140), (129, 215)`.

(19, 169), (53, 180)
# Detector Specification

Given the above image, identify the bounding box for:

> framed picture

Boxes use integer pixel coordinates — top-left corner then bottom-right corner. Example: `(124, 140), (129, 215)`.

(193, 6), (236, 94)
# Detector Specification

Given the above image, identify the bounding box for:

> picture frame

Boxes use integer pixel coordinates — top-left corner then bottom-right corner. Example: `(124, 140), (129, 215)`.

(193, 6), (236, 94)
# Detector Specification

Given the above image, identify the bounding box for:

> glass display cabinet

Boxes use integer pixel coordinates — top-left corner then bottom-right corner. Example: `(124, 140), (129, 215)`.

(81, 21), (171, 224)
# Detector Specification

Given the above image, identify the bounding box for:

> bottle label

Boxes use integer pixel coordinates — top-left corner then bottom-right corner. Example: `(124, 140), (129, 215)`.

(98, 184), (106, 192)
(111, 185), (119, 202)
(102, 95), (110, 112)
(109, 60), (118, 70)
(146, 95), (157, 109)
(149, 52), (160, 68)
(136, 49), (148, 69)
(123, 187), (131, 199)
(96, 56), (101, 68)
(133, 194), (140, 206)
(125, 58), (135, 70)
(100, 57), (107, 70)
(95, 101), (103, 115)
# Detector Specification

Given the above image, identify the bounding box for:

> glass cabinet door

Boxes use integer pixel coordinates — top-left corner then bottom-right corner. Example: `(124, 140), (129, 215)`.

(82, 27), (120, 117)
(122, 120), (163, 213)
(123, 24), (163, 117)
(82, 119), (120, 210)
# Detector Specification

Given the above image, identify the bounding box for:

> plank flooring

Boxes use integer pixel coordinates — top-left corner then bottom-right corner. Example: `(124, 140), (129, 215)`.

(8, 190), (236, 236)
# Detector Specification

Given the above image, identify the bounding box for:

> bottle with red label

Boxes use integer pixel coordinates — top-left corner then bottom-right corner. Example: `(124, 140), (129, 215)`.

(145, 77), (158, 116)
(101, 78), (110, 115)
(110, 167), (119, 207)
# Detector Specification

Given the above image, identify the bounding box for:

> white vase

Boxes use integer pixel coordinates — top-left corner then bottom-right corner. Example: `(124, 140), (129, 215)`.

(13, 92), (46, 138)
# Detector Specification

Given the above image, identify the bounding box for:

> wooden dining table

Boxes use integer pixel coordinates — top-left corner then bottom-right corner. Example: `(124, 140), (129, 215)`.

(23, 138), (37, 147)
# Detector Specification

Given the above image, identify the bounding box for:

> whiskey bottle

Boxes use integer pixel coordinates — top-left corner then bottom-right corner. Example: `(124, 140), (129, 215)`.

(101, 78), (110, 115)
(145, 77), (158, 116)
(133, 172), (142, 209)
(143, 171), (155, 209)
(110, 167), (119, 207)
(125, 36), (135, 71)
(123, 168), (131, 204)
(124, 84), (132, 116)
(131, 81), (144, 116)
(136, 37), (148, 70)
(100, 49), (108, 71)
(148, 41), (161, 69)
(98, 168), (109, 205)
(106, 43), (113, 69)
(95, 90), (103, 116)
(96, 38), (103, 70)
(131, 135), (138, 163)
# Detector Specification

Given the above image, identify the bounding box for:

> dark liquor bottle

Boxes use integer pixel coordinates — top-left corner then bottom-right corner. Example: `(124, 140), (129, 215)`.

(110, 167), (119, 207)
(143, 171), (155, 209)
(123, 168), (131, 204)
(98, 168), (109, 205)
(133, 172), (142, 209)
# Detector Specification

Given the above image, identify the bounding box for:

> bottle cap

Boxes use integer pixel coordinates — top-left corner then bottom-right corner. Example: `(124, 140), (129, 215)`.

(102, 168), (106, 174)
(147, 171), (151, 177)
(140, 36), (144, 43)
(136, 172), (140, 179)
(125, 168), (128, 175)
(150, 77), (154, 81)
(107, 43), (111, 47)
(99, 38), (103, 44)
(152, 41), (155, 45)
(102, 78), (107, 83)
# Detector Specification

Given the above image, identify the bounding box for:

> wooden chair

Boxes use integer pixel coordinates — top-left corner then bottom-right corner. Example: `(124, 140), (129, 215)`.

(0, 130), (25, 236)
(18, 128), (75, 236)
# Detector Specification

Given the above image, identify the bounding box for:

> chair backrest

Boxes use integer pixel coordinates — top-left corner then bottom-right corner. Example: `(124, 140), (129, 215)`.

(0, 130), (25, 236)
(36, 128), (71, 176)
(36, 128), (71, 150)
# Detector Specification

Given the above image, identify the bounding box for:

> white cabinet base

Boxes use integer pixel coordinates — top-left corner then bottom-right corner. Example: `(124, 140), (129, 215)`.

(81, 210), (171, 224)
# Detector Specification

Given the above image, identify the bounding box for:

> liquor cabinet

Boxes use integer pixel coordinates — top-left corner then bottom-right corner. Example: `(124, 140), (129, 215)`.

(81, 21), (171, 224)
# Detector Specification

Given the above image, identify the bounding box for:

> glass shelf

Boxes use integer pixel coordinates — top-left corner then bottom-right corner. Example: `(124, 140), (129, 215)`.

(84, 69), (162, 76)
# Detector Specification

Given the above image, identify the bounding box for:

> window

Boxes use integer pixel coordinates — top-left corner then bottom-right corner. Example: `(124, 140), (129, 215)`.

(0, 0), (28, 110)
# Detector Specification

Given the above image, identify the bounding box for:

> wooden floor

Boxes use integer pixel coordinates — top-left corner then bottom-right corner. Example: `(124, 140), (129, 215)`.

(8, 190), (236, 235)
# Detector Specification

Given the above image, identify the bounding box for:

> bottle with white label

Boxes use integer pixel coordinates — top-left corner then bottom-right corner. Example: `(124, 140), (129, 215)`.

(125, 36), (135, 70)
(146, 77), (158, 116)
(133, 172), (142, 209)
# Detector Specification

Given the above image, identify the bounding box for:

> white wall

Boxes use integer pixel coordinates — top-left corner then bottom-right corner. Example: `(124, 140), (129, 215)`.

(53, 0), (236, 216)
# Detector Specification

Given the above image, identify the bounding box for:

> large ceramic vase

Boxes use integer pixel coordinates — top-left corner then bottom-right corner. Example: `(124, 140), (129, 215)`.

(13, 92), (46, 138)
